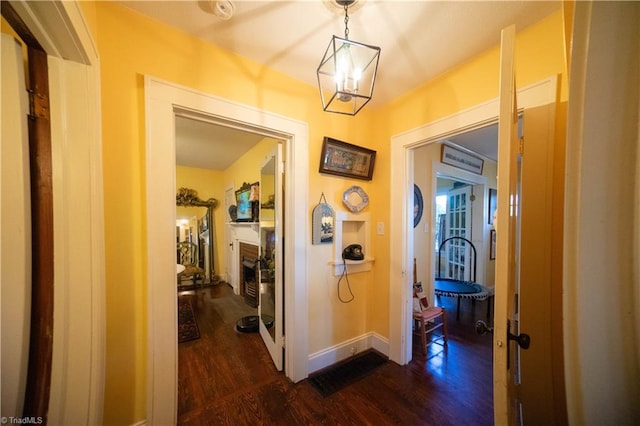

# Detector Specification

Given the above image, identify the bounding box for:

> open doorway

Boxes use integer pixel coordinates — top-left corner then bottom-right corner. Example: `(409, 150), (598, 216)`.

(172, 116), (288, 372)
(390, 75), (558, 422)
(145, 76), (309, 424)
(410, 131), (497, 417)
(412, 133), (496, 304)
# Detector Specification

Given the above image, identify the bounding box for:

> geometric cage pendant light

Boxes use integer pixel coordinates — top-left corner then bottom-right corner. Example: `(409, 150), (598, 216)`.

(317, 0), (381, 115)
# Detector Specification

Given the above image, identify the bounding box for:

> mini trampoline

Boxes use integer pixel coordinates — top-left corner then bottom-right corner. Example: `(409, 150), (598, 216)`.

(435, 236), (494, 320)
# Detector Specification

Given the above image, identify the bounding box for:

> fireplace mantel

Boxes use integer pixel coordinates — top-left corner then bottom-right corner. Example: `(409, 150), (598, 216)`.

(229, 222), (259, 244)
(227, 223), (260, 294)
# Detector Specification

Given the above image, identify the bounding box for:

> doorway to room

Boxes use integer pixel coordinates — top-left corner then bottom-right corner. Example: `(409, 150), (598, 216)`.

(174, 118), (285, 379)
(409, 130), (498, 424)
(145, 76), (309, 424)
(411, 131), (496, 404)
(411, 129), (496, 301)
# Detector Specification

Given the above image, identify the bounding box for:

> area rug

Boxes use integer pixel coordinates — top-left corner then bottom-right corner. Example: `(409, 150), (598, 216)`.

(308, 350), (388, 397)
(178, 298), (200, 343)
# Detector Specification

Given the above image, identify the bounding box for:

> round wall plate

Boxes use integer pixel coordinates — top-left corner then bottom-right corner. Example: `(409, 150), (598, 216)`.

(342, 185), (369, 212)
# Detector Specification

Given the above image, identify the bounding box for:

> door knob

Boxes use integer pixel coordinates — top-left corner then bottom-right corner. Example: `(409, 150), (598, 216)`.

(508, 331), (531, 349)
(475, 320), (493, 335)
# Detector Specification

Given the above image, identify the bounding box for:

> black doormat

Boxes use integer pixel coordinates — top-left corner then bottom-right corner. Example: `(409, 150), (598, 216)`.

(178, 298), (200, 343)
(308, 350), (388, 397)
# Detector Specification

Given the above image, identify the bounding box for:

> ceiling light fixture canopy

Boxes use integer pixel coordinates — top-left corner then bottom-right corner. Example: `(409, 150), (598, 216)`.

(209, 0), (235, 20)
(317, 0), (381, 116)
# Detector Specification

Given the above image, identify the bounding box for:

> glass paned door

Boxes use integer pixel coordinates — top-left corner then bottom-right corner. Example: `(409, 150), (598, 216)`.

(445, 185), (472, 281)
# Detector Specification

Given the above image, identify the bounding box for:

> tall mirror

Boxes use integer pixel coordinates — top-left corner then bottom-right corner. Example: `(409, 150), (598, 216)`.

(259, 154), (277, 340)
(176, 188), (217, 286)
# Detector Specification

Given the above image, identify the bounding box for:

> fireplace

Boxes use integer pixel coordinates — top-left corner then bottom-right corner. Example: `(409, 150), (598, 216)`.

(239, 242), (259, 307)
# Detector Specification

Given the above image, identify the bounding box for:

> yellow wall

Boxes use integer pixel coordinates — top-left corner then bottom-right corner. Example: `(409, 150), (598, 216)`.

(92, 2), (567, 423)
(384, 10), (567, 137)
(95, 3), (378, 423)
(224, 138), (279, 195)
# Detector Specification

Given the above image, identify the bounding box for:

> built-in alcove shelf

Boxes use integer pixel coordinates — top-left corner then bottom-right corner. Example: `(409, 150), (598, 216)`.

(328, 257), (375, 276)
(329, 211), (374, 276)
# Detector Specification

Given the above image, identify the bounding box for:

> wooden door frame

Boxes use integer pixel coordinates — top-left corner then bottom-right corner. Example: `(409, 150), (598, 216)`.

(2, 4), (55, 419)
(2, 1), (104, 424)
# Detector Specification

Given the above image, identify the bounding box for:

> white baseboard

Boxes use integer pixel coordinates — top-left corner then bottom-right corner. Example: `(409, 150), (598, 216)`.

(307, 332), (390, 374)
(130, 420), (147, 426)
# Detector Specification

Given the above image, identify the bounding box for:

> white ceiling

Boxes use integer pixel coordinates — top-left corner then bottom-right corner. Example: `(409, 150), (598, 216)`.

(121, 0), (560, 169)
(175, 116), (266, 171)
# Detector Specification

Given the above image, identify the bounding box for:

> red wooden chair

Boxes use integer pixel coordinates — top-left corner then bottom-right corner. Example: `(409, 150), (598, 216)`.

(413, 282), (448, 353)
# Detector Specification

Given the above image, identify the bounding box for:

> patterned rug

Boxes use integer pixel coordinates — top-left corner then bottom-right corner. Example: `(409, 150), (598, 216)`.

(308, 350), (388, 397)
(178, 298), (200, 343)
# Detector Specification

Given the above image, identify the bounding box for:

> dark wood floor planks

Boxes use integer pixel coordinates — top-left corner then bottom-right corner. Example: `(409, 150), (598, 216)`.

(178, 284), (493, 425)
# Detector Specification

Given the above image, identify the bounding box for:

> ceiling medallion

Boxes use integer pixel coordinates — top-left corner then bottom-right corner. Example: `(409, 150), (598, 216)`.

(205, 0), (235, 20)
(322, 0), (365, 14)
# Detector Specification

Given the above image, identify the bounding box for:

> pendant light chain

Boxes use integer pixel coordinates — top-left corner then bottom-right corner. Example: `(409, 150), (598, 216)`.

(343, 4), (350, 40)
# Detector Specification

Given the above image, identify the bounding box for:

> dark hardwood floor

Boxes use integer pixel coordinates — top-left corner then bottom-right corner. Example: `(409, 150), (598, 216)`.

(178, 283), (493, 425)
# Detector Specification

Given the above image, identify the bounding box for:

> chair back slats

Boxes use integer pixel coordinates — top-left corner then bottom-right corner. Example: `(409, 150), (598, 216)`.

(177, 241), (199, 266)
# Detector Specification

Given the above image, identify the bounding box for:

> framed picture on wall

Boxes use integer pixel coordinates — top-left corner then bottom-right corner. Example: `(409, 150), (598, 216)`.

(235, 183), (253, 222)
(488, 188), (497, 225)
(441, 144), (484, 174)
(319, 137), (376, 180)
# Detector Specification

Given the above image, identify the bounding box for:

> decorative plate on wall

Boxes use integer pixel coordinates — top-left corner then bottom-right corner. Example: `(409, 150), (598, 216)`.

(342, 185), (369, 213)
(414, 184), (423, 228)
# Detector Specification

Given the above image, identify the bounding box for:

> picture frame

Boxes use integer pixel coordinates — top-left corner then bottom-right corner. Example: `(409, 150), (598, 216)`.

(488, 188), (497, 225)
(489, 229), (497, 260)
(235, 182), (258, 222)
(441, 144), (484, 175)
(319, 137), (376, 180)
(312, 193), (334, 245)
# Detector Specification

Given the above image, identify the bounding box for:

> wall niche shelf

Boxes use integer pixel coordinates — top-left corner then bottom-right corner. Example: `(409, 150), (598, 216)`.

(330, 211), (374, 276)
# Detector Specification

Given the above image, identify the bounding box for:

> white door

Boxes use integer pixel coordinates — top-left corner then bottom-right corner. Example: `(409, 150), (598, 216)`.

(1, 33), (31, 418)
(443, 185), (473, 281)
(224, 186), (235, 288)
(494, 25), (561, 424)
(517, 103), (559, 423)
(258, 144), (284, 370)
(493, 24), (522, 425)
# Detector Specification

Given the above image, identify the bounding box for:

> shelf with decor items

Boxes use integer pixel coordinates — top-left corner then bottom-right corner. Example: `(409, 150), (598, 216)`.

(329, 211), (374, 276)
